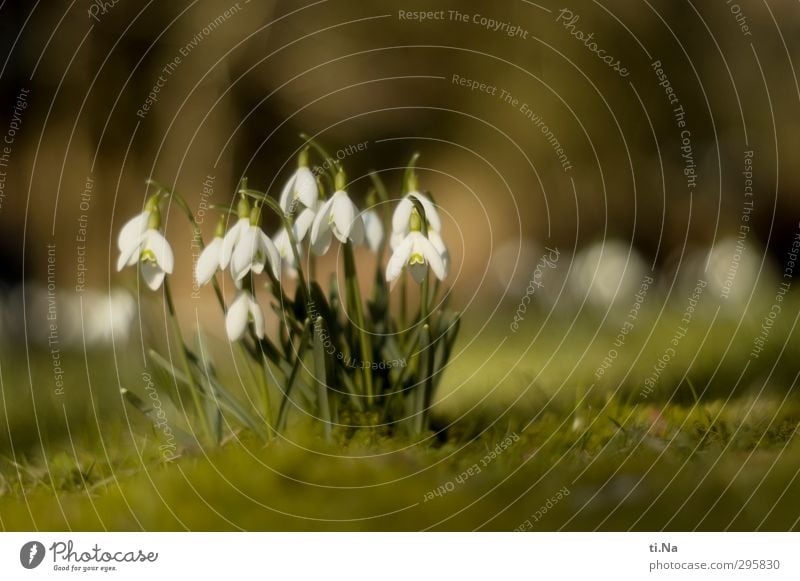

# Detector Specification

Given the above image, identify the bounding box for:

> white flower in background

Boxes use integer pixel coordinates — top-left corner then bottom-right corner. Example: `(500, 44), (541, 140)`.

(310, 177), (365, 255)
(195, 217), (227, 287)
(362, 209), (384, 252)
(225, 289), (265, 341)
(273, 228), (298, 279)
(279, 148), (318, 214)
(231, 220), (281, 282)
(116, 200), (174, 291)
(386, 209), (446, 283)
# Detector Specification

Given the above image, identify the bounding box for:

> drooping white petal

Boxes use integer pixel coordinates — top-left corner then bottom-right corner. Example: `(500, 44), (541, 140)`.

(140, 260), (166, 291)
(116, 237), (143, 271)
(225, 291), (250, 341)
(195, 237), (222, 286)
(273, 229), (298, 278)
(391, 198), (414, 235)
(362, 210), (384, 252)
(427, 230), (450, 277)
(416, 233), (446, 280)
(386, 235), (414, 282)
(310, 197), (335, 255)
(279, 174), (295, 213)
(293, 205), (317, 242)
(294, 167), (318, 208)
(280, 168), (319, 214)
(389, 231), (404, 252)
(248, 294), (266, 338)
(220, 218), (248, 269)
(231, 226), (260, 280)
(143, 229), (174, 274)
(311, 223), (332, 256)
(330, 191), (356, 243)
(259, 229), (282, 280)
(117, 211), (149, 252)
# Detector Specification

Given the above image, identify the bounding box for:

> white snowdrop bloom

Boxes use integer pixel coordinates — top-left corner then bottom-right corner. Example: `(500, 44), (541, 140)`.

(391, 191), (442, 243)
(362, 209), (384, 253)
(230, 223), (281, 282)
(310, 190), (365, 255)
(195, 236), (223, 287)
(279, 149), (318, 214)
(220, 217), (250, 270)
(225, 289), (265, 341)
(219, 196), (254, 270)
(116, 219), (174, 291)
(117, 210), (150, 256)
(386, 231), (446, 284)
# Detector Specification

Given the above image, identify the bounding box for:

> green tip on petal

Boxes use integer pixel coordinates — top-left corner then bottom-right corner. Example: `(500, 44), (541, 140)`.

(249, 203), (262, 225)
(405, 171), (418, 194)
(213, 215), (227, 238)
(409, 208), (422, 232)
(147, 206), (161, 229)
(298, 147), (310, 168)
(334, 168), (347, 191)
(145, 193), (161, 213)
(237, 195), (251, 219)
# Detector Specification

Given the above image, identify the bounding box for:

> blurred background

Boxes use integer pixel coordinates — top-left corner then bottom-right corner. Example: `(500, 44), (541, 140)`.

(1, 1), (800, 529)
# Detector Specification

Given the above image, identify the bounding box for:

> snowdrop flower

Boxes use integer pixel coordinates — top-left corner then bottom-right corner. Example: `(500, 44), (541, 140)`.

(310, 170), (364, 255)
(116, 199), (174, 291)
(230, 205), (281, 282)
(391, 191), (442, 248)
(220, 196), (253, 270)
(362, 209), (384, 253)
(195, 217), (227, 286)
(225, 289), (265, 341)
(279, 148), (318, 215)
(386, 209), (446, 283)
(390, 180), (449, 275)
(117, 210), (150, 258)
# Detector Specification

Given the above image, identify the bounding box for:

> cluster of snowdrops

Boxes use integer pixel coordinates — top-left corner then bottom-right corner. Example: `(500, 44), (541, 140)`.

(116, 142), (460, 443)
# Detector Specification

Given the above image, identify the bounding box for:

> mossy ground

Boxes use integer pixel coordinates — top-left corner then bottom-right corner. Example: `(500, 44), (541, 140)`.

(2, 299), (799, 531)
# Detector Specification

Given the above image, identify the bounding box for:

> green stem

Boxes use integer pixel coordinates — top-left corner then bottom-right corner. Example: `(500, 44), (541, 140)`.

(313, 317), (332, 441)
(277, 319), (311, 432)
(260, 353), (275, 440)
(344, 242), (374, 406)
(163, 278), (210, 442)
